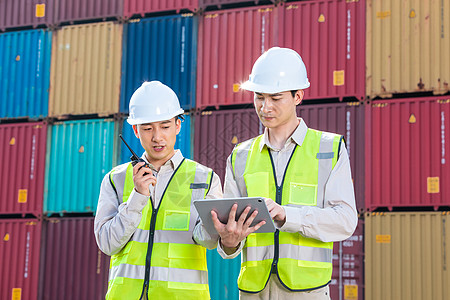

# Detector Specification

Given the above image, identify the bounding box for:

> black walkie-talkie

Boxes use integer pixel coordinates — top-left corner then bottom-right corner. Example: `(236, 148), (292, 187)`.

(119, 134), (150, 175)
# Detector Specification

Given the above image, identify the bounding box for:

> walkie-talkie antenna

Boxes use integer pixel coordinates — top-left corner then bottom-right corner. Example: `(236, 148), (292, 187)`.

(119, 134), (140, 161)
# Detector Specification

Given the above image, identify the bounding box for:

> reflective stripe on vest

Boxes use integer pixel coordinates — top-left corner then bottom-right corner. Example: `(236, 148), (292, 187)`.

(106, 159), (212, 300)
(232, 129), (341, 292)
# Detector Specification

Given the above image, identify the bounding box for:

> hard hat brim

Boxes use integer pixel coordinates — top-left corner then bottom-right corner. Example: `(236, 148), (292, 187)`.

(127, 109), (184, 125)
(240, 80), (310, 94)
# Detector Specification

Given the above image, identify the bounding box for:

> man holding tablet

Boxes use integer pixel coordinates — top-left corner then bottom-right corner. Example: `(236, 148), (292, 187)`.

(212, 47), (358, 299)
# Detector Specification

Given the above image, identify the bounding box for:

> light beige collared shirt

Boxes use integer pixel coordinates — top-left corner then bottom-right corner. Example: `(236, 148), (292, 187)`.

(95, 150), (222, 256)
(218, 118), (358, 259)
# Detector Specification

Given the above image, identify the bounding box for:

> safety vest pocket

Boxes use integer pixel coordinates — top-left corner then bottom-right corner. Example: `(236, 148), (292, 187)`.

(163, 210), (190, 231)
(288, 183), (317, 206)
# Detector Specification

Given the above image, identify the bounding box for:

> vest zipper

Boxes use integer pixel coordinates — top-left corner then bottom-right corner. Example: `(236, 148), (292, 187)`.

(139, 158), (186, 300)
(268, 147), (297, 276)
(140, 201), (159, 300)
(271, 185), (282, 273)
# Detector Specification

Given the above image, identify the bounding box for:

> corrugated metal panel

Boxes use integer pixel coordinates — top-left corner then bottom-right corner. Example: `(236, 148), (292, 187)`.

(297, 102), (365, 211)
(0, 0), (54, 31)
(366, 0), (450, 98)
(124, 0), (199, 18)
(0, 29), (51, 119)
(365, 212), (450, 300)
(365, 97), (450, 211)
(278, 0), (365, 101)
(200, 0), (256, 9)
(330, 218), (364, 300)
(54, 0), (123, 25)
(0, 219), (41, 300)
(207, 250), (240, 300)
(196, 5), (278, 109)
(194, 109), (261, 182)
(119, 114), (193, 164)
(38, 217), (110, 300)
(0, 122), (47, 216)
(120, 15), (197, 112)
(44, 119), (117, 214)
(49, 22), (122, 117)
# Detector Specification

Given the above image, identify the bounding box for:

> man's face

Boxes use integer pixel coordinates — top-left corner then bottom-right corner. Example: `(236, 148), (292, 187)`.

(133, 117), (181, 165)
(253, 90), (303, 128)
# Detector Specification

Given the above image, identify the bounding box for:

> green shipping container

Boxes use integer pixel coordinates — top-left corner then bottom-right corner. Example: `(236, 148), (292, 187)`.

(44, 119), (117, 215)
(207, 250), (241, 300)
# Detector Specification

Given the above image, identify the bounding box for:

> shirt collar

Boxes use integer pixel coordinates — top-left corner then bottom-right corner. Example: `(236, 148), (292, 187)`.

(141, 149), (184, 171)
(259, 118), (309, 152)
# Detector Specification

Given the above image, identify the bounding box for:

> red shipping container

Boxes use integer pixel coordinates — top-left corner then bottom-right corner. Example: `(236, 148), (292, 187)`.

(366, 97), (450, 211)
(0, 0), (54, 31)
(196, 5), (279, 109)
(330, 218), (364, 300)
(53, 0), (123, 25)
(124, 0), (199, 17)
(278, 0), (365, 101)
(38, 217), (110, 300)
(297, 102), (365, 212)
(194, 108), (261, 181)
(0, 122), (47, 216)
(0, 219), (41, 300)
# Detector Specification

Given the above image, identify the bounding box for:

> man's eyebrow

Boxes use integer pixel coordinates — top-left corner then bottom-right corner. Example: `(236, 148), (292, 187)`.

(270, 93), (283, 97)
(160, 120), (172, 124)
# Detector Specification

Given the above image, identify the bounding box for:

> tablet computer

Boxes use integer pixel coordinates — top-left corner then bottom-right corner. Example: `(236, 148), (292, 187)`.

(193, 197), (276, 235)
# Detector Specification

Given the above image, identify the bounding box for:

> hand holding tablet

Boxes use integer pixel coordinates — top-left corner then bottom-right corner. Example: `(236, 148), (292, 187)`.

(193, 197), (276, 237)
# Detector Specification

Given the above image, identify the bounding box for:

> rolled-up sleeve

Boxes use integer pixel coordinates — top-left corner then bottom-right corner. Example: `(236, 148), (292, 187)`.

(94, 173), (149, 256)
(279, 145), (358, 242)
(192, 172), (223, 250)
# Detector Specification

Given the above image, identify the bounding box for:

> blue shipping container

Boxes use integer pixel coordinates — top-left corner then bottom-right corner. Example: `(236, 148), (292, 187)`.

(120, 114), (192, 164)
(0, 29), (51, 119)
(207, 250), (241, 300)
(120, 15), (198, 112)
(44, 119), (116, 215)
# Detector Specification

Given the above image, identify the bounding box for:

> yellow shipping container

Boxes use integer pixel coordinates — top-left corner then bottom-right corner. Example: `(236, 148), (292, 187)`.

(365, 212), (450, 300)
(49, 22), (122, 117)
(366, 0), (450, 98)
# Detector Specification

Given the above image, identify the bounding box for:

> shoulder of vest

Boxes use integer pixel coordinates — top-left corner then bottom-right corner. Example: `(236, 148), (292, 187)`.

(233, 136), (260, 154)
(309, 128), (343, 140)
(183, 158), (212, 174)
(109, 162), (132, 177)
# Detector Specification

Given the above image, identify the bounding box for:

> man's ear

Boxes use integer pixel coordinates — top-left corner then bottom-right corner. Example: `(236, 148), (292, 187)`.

(175, 118), (181, 135)
(295, 90), (304, 106)
(132, 125), (140, 139)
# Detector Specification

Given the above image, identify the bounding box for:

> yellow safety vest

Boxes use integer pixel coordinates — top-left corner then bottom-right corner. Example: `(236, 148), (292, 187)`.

(231, 129), (342, 292)
(106, 158), (213, 299)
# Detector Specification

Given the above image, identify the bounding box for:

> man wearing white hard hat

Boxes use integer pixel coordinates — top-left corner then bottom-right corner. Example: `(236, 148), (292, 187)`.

(95, 81), (222, 299)
(212, 47), (358, 299)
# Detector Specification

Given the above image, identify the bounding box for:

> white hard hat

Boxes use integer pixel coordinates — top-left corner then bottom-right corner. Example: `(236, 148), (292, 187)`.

(240, 47), (310, 94)
(127, 81), (184, 125)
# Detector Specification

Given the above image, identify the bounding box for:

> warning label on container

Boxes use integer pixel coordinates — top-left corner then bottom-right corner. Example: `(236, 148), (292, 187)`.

(233, 83), (240, 93)
(10, 137), (15, 145)
(12, 288), (21, 300)
(18, 189), (27, 203)
(376, 11), (391, 19)
(333, 70), (345, 86)
(35, 4), (46, 18)
(344, 284), (358, 300)
(376, 234), (391, 243)
(427, 177), (440, 193)
(4, 233), (9, 241)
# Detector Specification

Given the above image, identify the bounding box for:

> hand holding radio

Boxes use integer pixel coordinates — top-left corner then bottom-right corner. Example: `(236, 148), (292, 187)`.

(120, 134), (157, 196)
